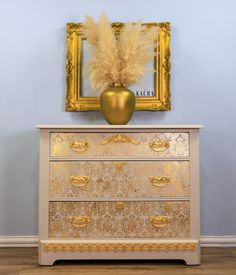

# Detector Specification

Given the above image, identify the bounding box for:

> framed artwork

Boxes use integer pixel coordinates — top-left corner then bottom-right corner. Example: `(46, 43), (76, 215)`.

(65, 22), (171, 111)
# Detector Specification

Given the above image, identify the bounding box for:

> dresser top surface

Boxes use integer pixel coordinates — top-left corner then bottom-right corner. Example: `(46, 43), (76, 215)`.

(36, 124), (203, 129)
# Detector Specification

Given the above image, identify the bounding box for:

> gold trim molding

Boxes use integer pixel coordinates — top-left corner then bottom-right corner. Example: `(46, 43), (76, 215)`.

(42, 242), (197, 253)
(65, 22), (171, 111)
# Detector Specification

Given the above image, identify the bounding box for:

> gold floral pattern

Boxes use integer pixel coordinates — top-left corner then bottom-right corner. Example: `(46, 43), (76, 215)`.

(42, 241), (198, 253)
(49, 161), (189, 198)
(50, 132), (189, 158)
(49, 201), (190, 238)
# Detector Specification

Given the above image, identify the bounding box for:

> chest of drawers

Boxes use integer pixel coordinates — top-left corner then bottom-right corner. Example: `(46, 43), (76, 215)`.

(37, 125), (202, 265)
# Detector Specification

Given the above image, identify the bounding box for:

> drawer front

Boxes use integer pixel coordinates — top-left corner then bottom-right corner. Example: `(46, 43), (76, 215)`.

(49, 201), (190, 239)
(50, 132), (189, 158)
(49, 161), (189, 198)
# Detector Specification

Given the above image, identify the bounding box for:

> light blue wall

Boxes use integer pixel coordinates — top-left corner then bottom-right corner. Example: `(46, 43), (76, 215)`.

(0, 0), (235, 236)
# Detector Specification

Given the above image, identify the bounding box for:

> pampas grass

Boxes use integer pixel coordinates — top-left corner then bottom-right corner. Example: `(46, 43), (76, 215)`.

(84, 13), (158, 93)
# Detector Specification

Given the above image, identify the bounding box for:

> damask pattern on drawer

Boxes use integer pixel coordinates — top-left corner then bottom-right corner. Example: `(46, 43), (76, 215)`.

(49, 161), (190, 198)
(50, 132), (189, 158)
(49, 201), (190, 239)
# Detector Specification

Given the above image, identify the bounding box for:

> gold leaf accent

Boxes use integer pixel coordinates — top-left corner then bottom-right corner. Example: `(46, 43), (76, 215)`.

(115, 202), (126, 211)
(116, 162), (125, 172)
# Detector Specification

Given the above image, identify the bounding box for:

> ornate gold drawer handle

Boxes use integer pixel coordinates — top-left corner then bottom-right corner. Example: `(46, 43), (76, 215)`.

(68, 216), (90, 228)
(149, 176), (170, 187)
(149, 140), (170, 152)
(68, 141), (89, 152)
(69, 176), (90, 187)
(150, 216), (170, 228)
(99, 133), (140, 145)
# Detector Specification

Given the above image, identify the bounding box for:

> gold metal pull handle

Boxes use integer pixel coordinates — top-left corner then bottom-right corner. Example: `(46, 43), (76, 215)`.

(68, 141), (89, 152)
(149, 140), (170, 152)
(150, 216), (170, 228)
(149, 176), (170, 187)
(115, 202), (126, 210)
(99, 134), (140, 145)
(68, 216), (90, 228)
(69, 176), (90, 187)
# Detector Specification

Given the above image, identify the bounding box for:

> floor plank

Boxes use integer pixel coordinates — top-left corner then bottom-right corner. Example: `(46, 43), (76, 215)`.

(0, 248), (235, 275)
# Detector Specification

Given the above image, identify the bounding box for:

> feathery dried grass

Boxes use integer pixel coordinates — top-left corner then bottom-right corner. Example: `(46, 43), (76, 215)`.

(84, 14), (158, 93)
(118, 22), (157, 86)
(83, 15), (99, 47)
(84, 13), (120, 91)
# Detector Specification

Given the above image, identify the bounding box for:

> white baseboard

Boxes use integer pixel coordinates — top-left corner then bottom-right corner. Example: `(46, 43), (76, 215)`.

(0, 236), (235, 248)
(201, 236), (236, 247)
(0, 236), (39, 247)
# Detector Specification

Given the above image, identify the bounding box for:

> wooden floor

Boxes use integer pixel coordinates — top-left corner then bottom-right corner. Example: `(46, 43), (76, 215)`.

(0, 248), (235, 275)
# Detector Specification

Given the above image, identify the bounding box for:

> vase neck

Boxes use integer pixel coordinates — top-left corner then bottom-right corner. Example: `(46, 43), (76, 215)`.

(110, 83), (127, 88)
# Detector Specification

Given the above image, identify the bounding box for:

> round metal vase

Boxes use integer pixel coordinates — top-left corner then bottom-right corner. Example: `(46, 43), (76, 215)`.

(100, 83), (135, 125)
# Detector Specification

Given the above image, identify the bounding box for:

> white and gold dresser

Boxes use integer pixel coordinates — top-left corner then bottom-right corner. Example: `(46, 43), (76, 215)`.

(37, 125), (202, 265)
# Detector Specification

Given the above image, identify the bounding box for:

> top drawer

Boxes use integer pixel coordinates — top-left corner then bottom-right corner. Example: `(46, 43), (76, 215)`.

(50, 132), (189, 158)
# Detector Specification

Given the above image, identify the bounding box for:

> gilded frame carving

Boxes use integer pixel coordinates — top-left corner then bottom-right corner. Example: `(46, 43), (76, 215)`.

(65, 22), (171, 111)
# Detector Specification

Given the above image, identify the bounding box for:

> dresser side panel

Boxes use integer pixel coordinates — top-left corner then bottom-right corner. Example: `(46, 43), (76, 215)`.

(189, 130), (200, 240)
(39, 129), (50, 240)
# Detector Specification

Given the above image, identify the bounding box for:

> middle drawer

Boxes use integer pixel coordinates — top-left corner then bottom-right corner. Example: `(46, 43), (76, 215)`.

(49, 161), (189, 198)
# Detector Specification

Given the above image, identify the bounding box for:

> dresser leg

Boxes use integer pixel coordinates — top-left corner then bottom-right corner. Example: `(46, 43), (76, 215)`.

(38, 259), (55, 265)
(183, 253), (201, 265)
(38, 251), (55, 266)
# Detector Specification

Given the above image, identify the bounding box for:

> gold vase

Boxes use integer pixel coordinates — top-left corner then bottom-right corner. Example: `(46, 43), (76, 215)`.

(100, 83), (136, 125)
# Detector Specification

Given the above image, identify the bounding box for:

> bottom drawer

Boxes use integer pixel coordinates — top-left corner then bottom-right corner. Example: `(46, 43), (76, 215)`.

(49, 201), (190, 239)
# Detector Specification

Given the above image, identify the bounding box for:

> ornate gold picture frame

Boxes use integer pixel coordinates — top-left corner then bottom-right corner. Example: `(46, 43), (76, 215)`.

(65, 22), (171, 111)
